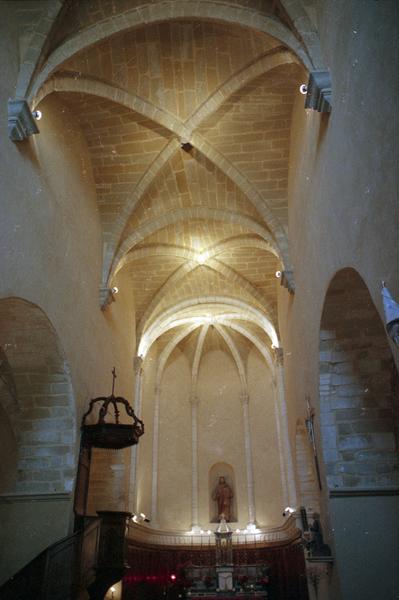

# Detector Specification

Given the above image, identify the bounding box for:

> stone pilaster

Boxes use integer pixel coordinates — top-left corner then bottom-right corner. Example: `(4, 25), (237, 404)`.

(150, 385), (161, 528)
(190, 393), (199, 528)
(273, 348), (297, 507)
(129, 356), (144, 512)
(241, 393), (256, 525)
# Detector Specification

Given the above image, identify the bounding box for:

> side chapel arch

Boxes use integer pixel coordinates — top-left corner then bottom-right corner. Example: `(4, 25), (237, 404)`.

(318, 269), (399, 491)
(0, 297), (76, 495)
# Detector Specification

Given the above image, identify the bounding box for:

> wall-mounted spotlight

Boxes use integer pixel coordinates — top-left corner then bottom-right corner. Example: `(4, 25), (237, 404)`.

(112, 286), (119, 294)
(282, 506), (296, 517)
(32, 109), (42, 120)
(275, 270), (282, 278)
(131, 512), (150, 523)
(299, 84), (308, 95)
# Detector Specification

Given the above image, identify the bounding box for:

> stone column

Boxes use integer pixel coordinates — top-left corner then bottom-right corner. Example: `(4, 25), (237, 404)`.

(129, 356), (143, 513)
(241, 393), (256, 525)
(273, 348), (297, 507)
(190, 393), (200, 530)
(150, 384), (161, 528)
(271, 375), (289, 508)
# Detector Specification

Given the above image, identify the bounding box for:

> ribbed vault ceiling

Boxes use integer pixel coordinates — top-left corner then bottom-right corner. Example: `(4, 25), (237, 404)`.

(32, 0), (311, 377)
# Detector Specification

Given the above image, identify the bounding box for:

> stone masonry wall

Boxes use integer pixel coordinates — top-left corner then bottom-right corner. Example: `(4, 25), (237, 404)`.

(0, 298), (76, 495)
(319, 269), (399, 489)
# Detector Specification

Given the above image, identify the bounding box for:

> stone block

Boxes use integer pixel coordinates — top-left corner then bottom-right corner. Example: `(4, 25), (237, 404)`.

(340, 451), (355, 461)
(326, 475), (343, 488)
(20, 407), (51, 420)
(22, 430), (61, 444)
(320, 412), (335, 426)
(341, 474), (361, 487)
(338, 435), (371, 451)
(370, 433), (396, 450)
(18, 457), (50, 470)
(331, 397), (360, 409)
(49, 406), (70, 417)
(337, 422), (352, 435)
(323, 449), (339, 462)
(331, 373), (361, 385)
(31, 469), (61, 482)
(50, 383), (71, 394)
(321, 425), (337, 449)
(35, 394), (70, 406)
(61, 431), (74, 443)
(15, 481), (51, 493)
(337, 384), (366, 397)
(350, 419), (394, 434)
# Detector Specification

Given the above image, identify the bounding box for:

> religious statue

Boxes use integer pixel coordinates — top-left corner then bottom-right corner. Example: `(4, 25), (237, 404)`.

(212, 476), (233, 522)
(305, 514), (332, 557)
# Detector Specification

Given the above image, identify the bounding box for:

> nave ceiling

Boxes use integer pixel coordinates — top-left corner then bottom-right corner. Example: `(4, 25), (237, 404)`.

(23, 0), (320, 380)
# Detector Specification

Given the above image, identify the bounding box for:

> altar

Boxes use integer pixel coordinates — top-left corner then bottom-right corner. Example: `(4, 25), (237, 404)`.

(182, 518), (269, 599)
(183, 564), (269, 598)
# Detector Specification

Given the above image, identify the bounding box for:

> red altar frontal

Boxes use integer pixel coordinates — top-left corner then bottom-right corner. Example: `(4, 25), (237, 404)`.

(187, 595), (267, 600)
(184, 564), (269, 597)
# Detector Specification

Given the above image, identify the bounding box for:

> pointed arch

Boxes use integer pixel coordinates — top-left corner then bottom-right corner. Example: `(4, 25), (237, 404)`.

(111, 208), (279, 283)
(29, 0), (316, 103)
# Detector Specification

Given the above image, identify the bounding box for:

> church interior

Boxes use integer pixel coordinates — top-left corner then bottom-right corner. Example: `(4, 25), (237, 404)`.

(0, 1), (398, 599)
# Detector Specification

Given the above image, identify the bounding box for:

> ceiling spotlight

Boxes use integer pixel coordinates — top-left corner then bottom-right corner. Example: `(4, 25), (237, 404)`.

(112, 286), (119, 294)
(275, 270), (282, 278)
(32, 109), (42, 120)
(299, 84), (308, 95)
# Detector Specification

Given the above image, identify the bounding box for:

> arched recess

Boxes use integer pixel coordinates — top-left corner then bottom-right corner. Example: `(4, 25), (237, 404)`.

(0, 297), (76, 495)
(209, 462), (237, 523)
(319, 269), (399, 490)
(295, 420), (320, 512)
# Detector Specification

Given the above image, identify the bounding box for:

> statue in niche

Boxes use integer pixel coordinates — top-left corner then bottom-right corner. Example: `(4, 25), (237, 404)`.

(212, 476), (233, 522)
(305, 514), (332, 557)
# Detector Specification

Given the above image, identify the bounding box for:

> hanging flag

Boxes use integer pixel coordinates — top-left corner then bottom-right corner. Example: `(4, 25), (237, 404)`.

(381, 282), (399, 345)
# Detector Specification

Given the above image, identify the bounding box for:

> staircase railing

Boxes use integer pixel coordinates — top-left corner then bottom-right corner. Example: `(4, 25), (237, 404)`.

(0, 517), (101, 600)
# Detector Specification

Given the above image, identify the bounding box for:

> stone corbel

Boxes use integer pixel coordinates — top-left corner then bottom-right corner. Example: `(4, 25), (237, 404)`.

(272, 347), (284, 366)
(305, 557), (334, 599)
(8, 99), (39, 141)
(304, 71), (332, 113)
(100, 286), (116, 310)
(280, 270), (295, 294)
(134, 355), (144, 376)
(240, 393), (249, 405)
(190, 393), (199, 406)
